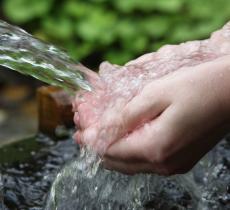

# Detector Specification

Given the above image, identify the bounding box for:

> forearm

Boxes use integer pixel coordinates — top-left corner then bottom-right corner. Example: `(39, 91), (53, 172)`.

(125, 21), (230, 76)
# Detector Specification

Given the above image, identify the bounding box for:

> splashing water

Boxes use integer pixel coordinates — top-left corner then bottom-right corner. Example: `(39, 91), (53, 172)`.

(0, 20), (94, 92)
(45, 139), (230, 210)
(45, 151), (194, 210)
(1, 133), (230, 209)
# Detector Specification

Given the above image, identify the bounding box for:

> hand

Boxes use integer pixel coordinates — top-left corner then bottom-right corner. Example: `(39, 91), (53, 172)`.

(73, 21), (230, 137)
(79, 56), (230, 175)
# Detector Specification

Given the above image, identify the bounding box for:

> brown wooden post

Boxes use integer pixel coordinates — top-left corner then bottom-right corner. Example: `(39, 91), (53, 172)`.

(37, 86), (74, 137)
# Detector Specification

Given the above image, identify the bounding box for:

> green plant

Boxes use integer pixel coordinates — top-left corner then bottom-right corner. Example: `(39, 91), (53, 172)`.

(2, 0), (230, 67)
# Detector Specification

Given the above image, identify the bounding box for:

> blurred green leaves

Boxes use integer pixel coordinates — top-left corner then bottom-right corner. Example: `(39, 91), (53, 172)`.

(42, 16), (74, 40)
(3, 0), (53, 23)
(2, 0), (230, 66)
(114, 0), (183, 13)
(76, 8), (117, 44)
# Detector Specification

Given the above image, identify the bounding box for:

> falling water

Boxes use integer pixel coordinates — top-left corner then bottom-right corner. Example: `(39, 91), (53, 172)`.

(0, 20), (112, 209)
(0, 20), (101, 208)
(44, 139), (230, 210)
(0, 20), (93, 92)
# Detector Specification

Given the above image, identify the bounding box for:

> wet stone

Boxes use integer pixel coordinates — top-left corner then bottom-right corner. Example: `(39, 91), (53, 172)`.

(0, 134), (78, 209)
(0, 134), (230, 209)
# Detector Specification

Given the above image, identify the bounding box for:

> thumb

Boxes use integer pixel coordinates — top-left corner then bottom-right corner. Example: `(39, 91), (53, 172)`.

(81, 82), (170, 154)
(121, 83), (170, 133)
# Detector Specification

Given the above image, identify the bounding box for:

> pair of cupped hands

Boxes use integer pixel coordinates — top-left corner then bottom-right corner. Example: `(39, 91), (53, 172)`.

(73, 24), (230, 175)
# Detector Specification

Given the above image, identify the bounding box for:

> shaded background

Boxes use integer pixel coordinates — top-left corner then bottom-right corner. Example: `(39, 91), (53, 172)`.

(0, 0), (230, 144)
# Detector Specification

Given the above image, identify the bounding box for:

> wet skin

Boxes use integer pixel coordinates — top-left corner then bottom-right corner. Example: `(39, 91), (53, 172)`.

(73, 22), (230, 175)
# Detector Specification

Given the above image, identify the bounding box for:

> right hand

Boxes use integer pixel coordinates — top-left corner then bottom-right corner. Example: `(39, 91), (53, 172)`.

(77, 56), (230, 175)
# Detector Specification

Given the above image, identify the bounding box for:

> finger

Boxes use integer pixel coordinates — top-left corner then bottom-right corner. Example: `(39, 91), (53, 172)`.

(76, 63), (105, 90)
(73, 112), (80, 128)
(98, 61), (121, 76)
(104, 117), (163, 162)
(78, 103), (98, 129)
(76, 131), (94, 150)
(104, 128), (147, 161)
(125, 52), (155, 66)
(81, 125), (99, 147)
(73, 130), (82, 144)
(81, 84), (169, 153)
(72, 91), (86, 114)
(79, 98), (127, 151)
(74, 90), (100, 111)
(73, 130), (94, 149)
(121, 83), (170, 133)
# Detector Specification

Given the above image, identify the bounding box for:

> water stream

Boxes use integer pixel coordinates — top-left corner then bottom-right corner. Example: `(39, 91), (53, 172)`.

(0, 20), (93, 92)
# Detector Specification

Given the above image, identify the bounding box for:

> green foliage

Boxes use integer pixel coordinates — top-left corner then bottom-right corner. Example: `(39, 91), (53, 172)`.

(3, 0), (53, 23)
(2, 0), (230, 66)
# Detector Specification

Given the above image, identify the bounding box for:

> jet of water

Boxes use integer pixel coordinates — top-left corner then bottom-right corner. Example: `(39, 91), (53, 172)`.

(0, 20), (94, 92)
